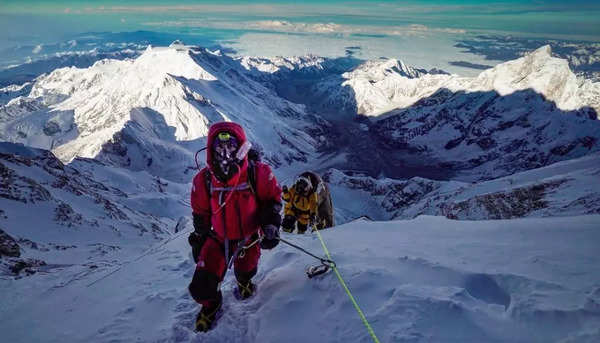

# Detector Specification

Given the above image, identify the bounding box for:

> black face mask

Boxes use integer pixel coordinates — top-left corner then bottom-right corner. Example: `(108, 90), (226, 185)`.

(296, 179), (311, 195)
(213, 132), (239, 180)
(215, 151), (235, 177)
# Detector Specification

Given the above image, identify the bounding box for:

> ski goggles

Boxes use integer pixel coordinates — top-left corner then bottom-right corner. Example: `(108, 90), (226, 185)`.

(212, 132), (239, 158)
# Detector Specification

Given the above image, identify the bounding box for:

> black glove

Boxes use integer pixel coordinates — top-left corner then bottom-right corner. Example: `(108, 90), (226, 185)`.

(263, 224), (279, 240)
(193, 214), (210, 236)
(260, 224), (279, 250)
(188, 232), (207, 263)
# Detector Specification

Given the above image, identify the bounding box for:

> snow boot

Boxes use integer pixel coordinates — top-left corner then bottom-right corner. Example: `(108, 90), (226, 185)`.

(296, 223), (308, 234)
(282, 215), (295, 233)
(236, 280), (256, 300)
(194, 293), (222, 332)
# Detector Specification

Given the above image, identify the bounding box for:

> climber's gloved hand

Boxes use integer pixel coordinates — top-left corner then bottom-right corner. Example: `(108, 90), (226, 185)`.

(260, 224), (280, 250)
(188, 232), (207, 263)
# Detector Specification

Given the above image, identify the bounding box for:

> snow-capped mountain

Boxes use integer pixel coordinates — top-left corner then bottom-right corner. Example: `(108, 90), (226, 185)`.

(301, 46), (600, 117)
(455, 35), (600, 82)
(301, 46), (599, 181)
(240, 54), (430, 116)
(330, 58), (429, 114)
(0, 45), (316, 181)
(2, 44), (598, 183)
(239, 54), (331, 78)
(0, 48), (142, 88)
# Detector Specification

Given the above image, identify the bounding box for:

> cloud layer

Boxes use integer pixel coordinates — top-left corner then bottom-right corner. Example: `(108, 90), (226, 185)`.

(143, 19), (467, 37)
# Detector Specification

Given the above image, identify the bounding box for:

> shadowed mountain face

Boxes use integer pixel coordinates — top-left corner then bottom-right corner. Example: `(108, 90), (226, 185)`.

(368, 88), (598, 181)
(263, 48), (599, 182)
(297, 87), (598, 182)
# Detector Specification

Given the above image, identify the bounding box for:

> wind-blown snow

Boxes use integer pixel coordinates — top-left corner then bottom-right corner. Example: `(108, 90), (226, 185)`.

(2, 215), (599, 342)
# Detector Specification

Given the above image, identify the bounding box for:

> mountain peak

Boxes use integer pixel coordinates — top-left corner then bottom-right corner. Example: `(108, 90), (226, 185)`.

(169, 39), (185, 48)
(134, 46), (217, 81)
(474, 44), (582, 111)
(531, 44), (552, 58)
(343, 58), (425, 81)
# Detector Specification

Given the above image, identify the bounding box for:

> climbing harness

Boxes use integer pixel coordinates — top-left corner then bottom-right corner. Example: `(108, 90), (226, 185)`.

(226, 232), (261, 270)
(237, 236), (261, 259)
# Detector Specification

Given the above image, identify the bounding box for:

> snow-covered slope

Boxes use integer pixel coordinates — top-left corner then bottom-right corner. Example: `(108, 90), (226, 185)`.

(325, 151), (600, 222)
(0, 142), (186, 278)
(2, 215), (599, 342)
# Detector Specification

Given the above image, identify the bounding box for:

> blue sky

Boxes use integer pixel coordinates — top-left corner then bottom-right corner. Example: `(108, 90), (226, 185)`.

(0, 1), (599, 74)
(2, 1), (599, 38)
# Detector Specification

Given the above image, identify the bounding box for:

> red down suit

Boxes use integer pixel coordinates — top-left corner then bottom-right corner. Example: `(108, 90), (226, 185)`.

(189, 122), (282, 308)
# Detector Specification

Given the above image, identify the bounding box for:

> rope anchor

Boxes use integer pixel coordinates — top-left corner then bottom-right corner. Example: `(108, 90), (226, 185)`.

(277, 237), (335, 278)
(306, 263), (331, 278)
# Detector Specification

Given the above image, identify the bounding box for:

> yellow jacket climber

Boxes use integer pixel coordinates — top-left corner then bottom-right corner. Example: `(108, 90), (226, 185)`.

(282, 176), (318, 234)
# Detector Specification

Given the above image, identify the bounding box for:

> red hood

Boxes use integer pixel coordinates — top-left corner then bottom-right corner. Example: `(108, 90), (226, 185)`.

(206, 121), (248, 171)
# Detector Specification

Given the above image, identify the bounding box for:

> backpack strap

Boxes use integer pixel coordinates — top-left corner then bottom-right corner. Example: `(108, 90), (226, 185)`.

(204, 169), (212, 212)
(204, 162), (258, 201)
(247, 159), (257, 197)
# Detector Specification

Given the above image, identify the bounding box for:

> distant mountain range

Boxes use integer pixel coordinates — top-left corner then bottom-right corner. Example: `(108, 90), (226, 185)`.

(1, 42), (599, 226)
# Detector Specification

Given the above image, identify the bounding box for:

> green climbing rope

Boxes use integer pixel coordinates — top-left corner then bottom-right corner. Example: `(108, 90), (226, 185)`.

(313, 228), (381, 343)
